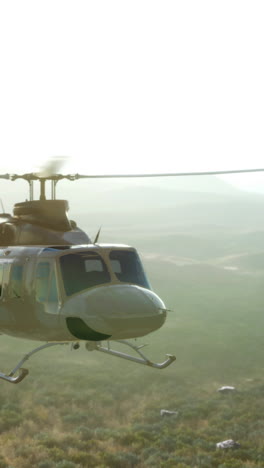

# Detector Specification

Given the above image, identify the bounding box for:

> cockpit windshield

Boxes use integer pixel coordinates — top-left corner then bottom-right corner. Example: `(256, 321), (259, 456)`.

(60, 248), (150, 296)
(109, 250), (150, 289)
(60, 251), (110, 296)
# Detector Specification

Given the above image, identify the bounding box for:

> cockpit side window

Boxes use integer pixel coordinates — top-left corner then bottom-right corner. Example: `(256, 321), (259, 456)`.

(109, 250), (150, 289)
(10, 264), (24, 298)
(0, 263), (3, 297)
(49, 270), (58, 302)
(36, 262), (58, 303)
(36, 262), (50, 302)
(60, 252), (110, 296)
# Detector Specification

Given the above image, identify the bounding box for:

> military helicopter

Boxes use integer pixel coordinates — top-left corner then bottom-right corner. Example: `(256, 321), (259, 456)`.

(0, 165), (263, 384)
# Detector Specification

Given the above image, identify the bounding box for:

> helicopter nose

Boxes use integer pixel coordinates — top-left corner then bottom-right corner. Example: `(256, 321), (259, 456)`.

(64, 285), (167, 341)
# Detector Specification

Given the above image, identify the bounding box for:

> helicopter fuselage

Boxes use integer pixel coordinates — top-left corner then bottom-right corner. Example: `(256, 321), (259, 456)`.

(0, 171), (177, 382)
(0, 244), (167, 342)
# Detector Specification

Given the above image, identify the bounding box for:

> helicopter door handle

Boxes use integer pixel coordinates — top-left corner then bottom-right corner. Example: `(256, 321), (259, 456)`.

(12, 290), (21, 298)
(11, 289), (24, 300)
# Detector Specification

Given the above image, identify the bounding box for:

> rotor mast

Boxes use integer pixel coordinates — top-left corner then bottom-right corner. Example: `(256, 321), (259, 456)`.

(0, 173), (79, 201)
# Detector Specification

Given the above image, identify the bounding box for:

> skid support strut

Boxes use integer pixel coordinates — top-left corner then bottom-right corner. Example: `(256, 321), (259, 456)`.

(0, 342), (69, 384)
(0, 339), (175, 384)
(88, 340), (176, 369)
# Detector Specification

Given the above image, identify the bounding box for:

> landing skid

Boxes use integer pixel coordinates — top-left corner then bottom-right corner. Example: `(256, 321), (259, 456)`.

(87, 340), (176, 369)
(0, 340), (176, 384)
(0, 342), (69, 384)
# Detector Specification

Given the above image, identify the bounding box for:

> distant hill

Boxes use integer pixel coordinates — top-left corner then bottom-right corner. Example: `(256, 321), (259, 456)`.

(2, 174), (264, 232)
(127, 174), (242, 194)
(76, 196), (264, 234)
(216, 251), (264, 272)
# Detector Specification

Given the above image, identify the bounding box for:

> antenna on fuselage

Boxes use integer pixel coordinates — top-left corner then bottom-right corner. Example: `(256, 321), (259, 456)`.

(94, 227), (102, 244)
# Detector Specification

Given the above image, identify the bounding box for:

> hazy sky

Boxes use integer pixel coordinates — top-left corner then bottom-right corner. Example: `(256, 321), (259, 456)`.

(1, 1), (264, 189)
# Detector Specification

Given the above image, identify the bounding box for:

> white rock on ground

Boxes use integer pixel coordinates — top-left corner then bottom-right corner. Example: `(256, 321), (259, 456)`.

(160, 409), (179, 417)
(217, 386), (236, 393)
(216, 439), (241, 449)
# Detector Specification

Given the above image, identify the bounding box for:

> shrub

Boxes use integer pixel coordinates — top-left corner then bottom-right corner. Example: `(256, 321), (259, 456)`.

(74, 425), (94, 441)
(0, 456), (8, 468)
(38, 462), (55, 468)
(55, 461), (77, 468)
(62, 413), (87, 425)
(102, 452), (140, 468)
(94, 427), (119, 440)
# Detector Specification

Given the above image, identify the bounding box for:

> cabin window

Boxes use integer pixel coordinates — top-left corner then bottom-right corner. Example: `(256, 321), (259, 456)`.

(10, 265), (23, 298)
(49, 270), (58, 302)
(109, 250), (150, 289)
(0, 263), (3, 296)
(36, 262), (50, 301)
(60, 251), (110, 296)
(36, 262), (58, 302)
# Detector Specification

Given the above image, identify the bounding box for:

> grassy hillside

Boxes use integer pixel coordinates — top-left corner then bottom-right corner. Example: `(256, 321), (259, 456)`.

(0, 226), (263, 467)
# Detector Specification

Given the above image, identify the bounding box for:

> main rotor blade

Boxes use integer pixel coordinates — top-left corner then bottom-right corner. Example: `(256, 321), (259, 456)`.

(75, 168), (264, 179)
(1, 167), (264, 182)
